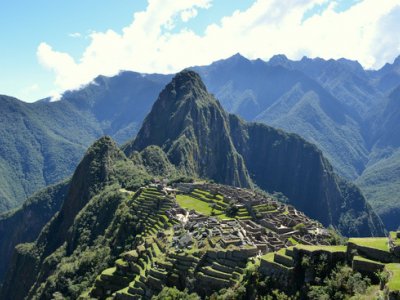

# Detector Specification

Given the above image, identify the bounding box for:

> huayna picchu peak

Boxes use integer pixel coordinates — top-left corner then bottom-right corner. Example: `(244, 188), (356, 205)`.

(0, 70), (396, 300)
(124, 70), (252, 189)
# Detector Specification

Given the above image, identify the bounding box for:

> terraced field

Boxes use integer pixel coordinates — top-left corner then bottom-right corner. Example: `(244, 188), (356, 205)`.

(260, 234), (400, 298)
(176, 188), (251, 220)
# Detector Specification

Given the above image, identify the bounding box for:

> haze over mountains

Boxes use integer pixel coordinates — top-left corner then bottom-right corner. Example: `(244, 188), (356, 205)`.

(0, 53), (399, 230)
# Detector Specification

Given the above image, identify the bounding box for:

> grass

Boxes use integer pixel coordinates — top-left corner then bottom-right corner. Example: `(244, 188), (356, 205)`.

(294, 245), (347, 253)
(353, 255), (383, 265)
(176, 194), (231, 220)
(348, 238), (389, 252)
(276, 248), (293, 261)
(386, 263), (400, 291)
(390, 231), (400, 246)
(102, 267), (116, 276)
(260, 252), (293, 270)
(260, 252), (275, 262)
(176, 194), (215, 215)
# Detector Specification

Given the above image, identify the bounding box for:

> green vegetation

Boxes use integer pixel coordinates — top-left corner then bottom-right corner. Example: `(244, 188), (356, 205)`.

(348, 238), (389, 252)
(224, 202), (239, 217)
(176, 194), (233, 220)
(386, 263), (400, 291)
(307, 265), (371, 300)
(0, 72), (169, 214)
(176, 194), (217, 216)
(261, 252), (275, 263)
(294, 245), (347, 253)
(0, 180), (69, 281)
(152, 287), (200, 299)
(390, 231), (400, 247)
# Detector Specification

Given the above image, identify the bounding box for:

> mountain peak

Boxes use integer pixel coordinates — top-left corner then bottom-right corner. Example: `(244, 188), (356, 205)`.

(269, 54), (289, 63)
(124, 71), (252, 187)
(38, 135), (125, 255)
(231, 52), (247, 60)
(393, 55), (400, 66)
(268, 54), (293, 69)
(171, 69), (207, 93)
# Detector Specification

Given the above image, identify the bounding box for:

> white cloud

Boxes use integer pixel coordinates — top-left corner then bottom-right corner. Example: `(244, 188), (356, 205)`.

(37, 0), (400, 96)
(68, 32), (82, 38)
(181, 8), (198, 22)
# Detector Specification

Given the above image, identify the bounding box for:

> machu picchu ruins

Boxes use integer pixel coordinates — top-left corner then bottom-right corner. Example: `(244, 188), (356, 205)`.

(81, 181), (352, 299)
(78, 181), (400, 299)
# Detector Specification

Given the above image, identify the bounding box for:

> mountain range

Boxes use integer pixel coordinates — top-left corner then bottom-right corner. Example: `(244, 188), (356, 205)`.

(0, 71), (385, 299)
(0, 53), (399, 231)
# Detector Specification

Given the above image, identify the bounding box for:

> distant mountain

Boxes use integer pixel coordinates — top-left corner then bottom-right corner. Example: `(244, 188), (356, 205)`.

(0, 95), (97, 212)
(124, 70), (384, 237)
(0, 54), (399, 230)
(192, 54), (400, 230)
(192, 54), (371, 180)
(0, 73), (170, 213)
(371, 55), (400, 92)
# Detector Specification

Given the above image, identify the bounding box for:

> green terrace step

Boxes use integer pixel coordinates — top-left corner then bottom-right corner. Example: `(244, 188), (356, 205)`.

(211, 262), (236, 274)
(146, 274), (164, 291)
(127, 286), (145, 297)
(237, 216), (252, 220)
(115, 259), (130, 273)
(285, 247), (294, 257)
(114, 287), (137, 300)
(202, 266), (232, 280)
(149, 268), (168, 280)
(386, 263), (400, 294)
(152, 243), (162, 256)
(155, 260), (173, 270)
(237, 211), (249, 217)
(260, 253), (294, 271)
(212, 258), (247, 269)
(352, 255), (385, 275)
(274, 250), (294, 268)
(196, 272), (231, 287)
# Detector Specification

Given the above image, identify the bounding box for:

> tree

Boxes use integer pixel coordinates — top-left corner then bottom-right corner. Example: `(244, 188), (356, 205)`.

(152, 287), (200, 300)
(225, 202), (239, 217)
(211, 203), (216, 216)
(375, 269), (390, 290)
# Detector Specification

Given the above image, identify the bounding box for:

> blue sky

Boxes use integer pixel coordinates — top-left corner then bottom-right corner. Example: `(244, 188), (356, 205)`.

(1, 0), (399, 102)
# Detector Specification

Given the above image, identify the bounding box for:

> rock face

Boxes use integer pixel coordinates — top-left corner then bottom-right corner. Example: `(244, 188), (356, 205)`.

(125, 70), (384, 237)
